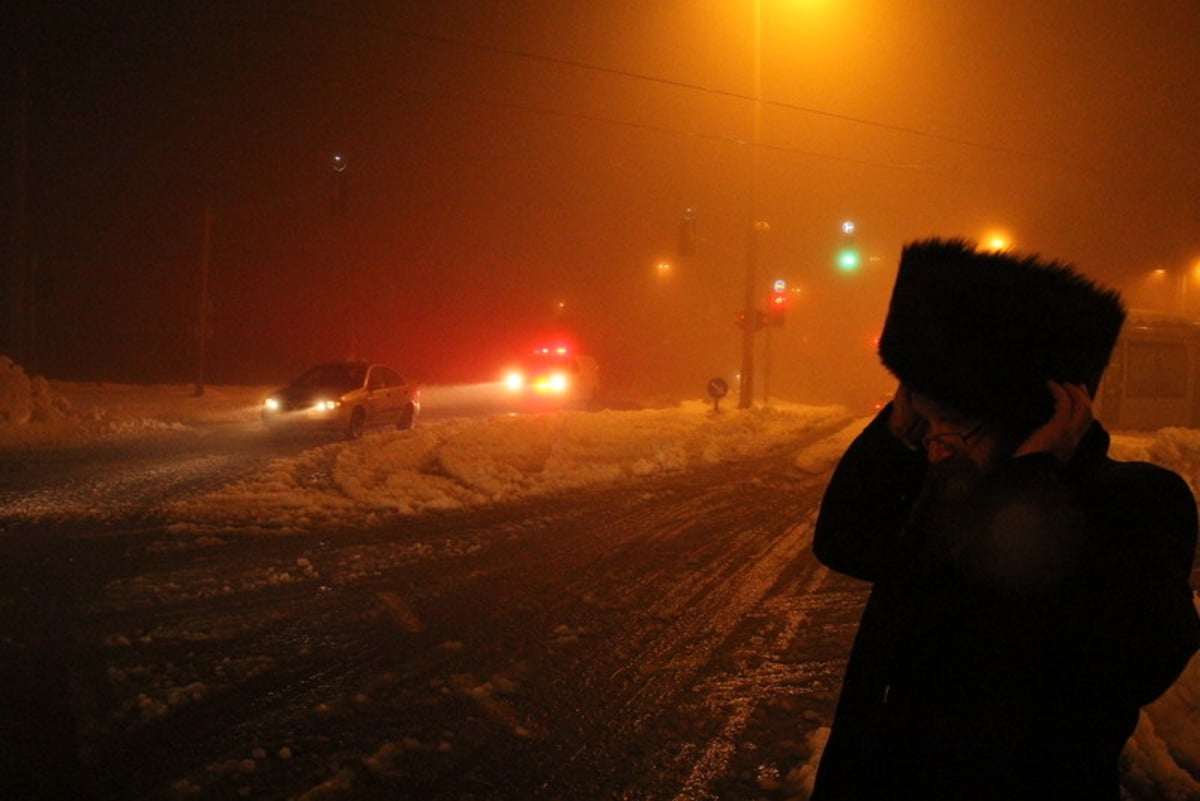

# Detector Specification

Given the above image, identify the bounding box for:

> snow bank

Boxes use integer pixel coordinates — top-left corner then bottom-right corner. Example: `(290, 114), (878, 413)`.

(0, 359), (268, 448)
(1108, 430), (1200, 800)
(166, 402), (855, 534)
(1125, 614), (1200, 801)
(0, 354), (72, 429)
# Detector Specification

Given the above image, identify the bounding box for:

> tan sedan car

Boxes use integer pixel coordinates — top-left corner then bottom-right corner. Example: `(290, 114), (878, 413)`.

(262, 361), (420, 440)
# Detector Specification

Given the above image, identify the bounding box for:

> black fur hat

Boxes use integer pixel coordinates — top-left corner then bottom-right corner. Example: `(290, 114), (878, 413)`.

(877, 238), (1126, 434)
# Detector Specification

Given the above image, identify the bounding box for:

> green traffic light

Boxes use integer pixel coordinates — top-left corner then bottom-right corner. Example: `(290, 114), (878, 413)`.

(837, 248), (861, 272)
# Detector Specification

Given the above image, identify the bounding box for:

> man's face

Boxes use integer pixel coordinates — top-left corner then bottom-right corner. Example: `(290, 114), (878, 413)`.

(909, 392), (1003, 497)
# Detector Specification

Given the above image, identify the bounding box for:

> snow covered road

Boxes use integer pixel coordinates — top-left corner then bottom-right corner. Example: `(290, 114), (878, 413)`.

(0, 382), (1197, 799)
(2, 433), (860, 800)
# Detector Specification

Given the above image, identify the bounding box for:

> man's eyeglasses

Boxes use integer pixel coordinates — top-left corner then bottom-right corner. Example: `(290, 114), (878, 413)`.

(920, 420), (987, 452)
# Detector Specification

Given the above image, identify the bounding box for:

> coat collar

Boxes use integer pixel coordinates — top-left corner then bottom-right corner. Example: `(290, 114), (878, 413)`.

(1064, 420), (1111, 478)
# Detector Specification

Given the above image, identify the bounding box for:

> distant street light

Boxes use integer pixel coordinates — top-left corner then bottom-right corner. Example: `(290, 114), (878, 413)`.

(1190, 261), (1200, 316)
(1152, 263), (1200, 316)
(981, 229), (1012, 252)
(678, 209), (697, 257)
(331, 154), (348, 216)
(1140, 266), (1199, 316)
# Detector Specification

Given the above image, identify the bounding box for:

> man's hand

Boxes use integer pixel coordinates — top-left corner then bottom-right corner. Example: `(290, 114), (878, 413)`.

(1013, 381), (1092, 464)
(887, 383), (928, 450)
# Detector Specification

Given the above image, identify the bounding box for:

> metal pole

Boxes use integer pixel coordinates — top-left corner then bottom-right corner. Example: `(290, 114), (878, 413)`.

(763, 324), (773, 404)
(9, 64), (32, 366)
(738, 0), (763, 409)
(194, 208), (213, 397)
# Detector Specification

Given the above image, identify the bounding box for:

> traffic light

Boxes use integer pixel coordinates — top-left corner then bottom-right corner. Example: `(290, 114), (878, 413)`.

(765, 282), (791, 327)
(837, 247), (861, 272)
(836, 220), (860, 273)
(678, 208), (697, 257)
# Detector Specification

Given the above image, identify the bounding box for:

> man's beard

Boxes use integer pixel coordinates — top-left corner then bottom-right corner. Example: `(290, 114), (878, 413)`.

(923, 454), (987, 503)
(912, 448), (1081, 592)
(906, 455), (991, 570)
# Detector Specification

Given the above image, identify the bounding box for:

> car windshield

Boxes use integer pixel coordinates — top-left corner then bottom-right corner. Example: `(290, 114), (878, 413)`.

(293, 363), (367, 391)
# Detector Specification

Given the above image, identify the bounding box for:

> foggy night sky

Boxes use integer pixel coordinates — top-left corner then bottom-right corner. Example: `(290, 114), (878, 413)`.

(3, 1), (1198, 405)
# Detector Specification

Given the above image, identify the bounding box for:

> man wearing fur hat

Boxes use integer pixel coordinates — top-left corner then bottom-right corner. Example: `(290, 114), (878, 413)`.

(810, 239), (1199, 800)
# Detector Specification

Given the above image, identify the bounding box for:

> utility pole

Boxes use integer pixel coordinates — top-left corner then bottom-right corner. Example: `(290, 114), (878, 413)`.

(738, 0), (764, 409)
(194, 208), (213, 396)
(7, 63), (33, 366)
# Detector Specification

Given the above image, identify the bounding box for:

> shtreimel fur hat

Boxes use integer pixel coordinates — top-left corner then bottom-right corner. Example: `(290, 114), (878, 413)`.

(877, 238), (1126, 434)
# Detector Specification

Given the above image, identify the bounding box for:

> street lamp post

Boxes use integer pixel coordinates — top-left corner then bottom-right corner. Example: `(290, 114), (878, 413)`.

(738, 0), (764, 409)
(193, 207), (213, 397)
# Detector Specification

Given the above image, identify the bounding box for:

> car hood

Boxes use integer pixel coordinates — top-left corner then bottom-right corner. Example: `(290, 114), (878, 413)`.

(271, 384), (354, 407)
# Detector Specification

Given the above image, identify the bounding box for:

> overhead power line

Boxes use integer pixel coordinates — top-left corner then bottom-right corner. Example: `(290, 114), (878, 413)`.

(266, 5), (1084, 172)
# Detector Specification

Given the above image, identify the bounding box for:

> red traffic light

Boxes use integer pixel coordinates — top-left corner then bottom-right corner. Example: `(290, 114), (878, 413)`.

(765, 290), (791, 327)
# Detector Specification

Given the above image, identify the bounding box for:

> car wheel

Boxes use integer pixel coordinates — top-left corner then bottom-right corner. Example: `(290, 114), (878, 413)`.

(397, 404), (415, 431)
(346, 407), (366, 440)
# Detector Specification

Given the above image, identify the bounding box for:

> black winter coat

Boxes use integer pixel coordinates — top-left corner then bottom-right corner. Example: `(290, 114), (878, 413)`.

(810, 408), (1199, 801)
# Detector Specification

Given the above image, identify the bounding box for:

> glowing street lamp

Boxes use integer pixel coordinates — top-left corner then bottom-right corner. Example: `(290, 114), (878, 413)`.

(981, 230), (1012, 252)
(330, 153), (348, 216)
(1142, 265), (1200, 315)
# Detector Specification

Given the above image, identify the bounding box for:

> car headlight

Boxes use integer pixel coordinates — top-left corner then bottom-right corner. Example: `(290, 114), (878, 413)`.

(316, 400), (340, 412)
(533, 373), (569, 394)
(264, 397), (280, 412)
(505, 371), (525, 392)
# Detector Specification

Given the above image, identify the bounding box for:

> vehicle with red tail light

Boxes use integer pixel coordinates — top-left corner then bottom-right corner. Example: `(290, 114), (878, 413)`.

(502, 346), (599, 409)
